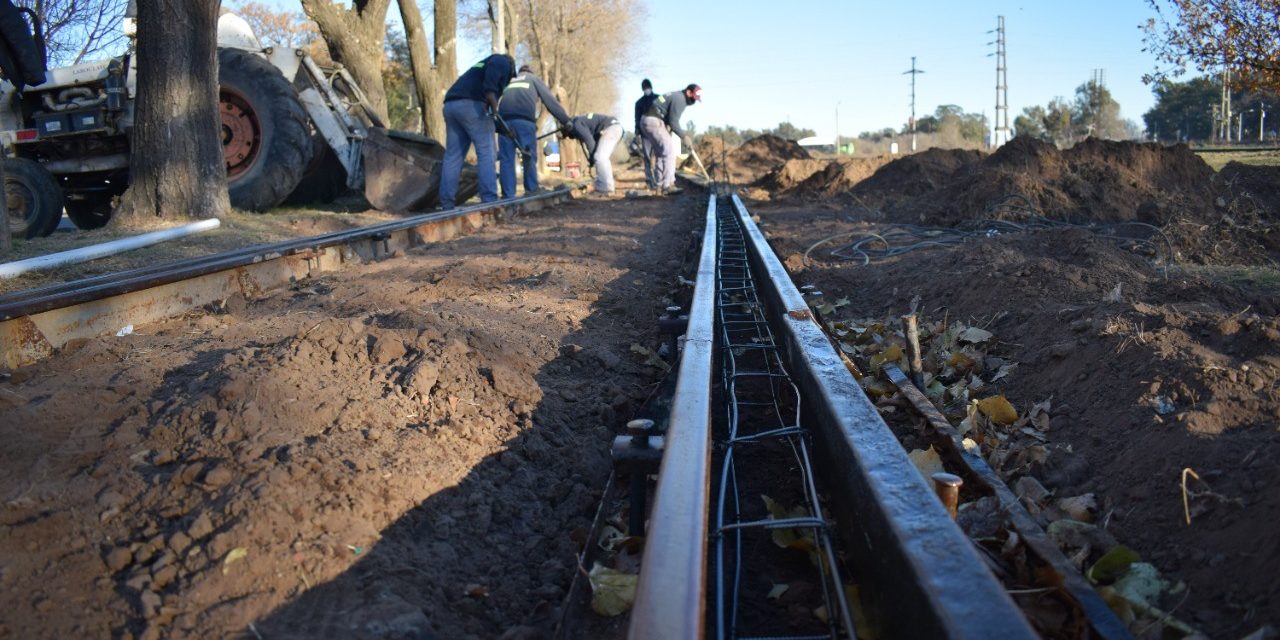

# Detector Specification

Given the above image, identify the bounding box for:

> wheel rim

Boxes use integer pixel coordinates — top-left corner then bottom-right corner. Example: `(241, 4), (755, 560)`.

(5, 180), (34, 234)
(220, 88), (262, 180)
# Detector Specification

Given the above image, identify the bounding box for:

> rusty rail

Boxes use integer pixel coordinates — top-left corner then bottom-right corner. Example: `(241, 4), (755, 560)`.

(0, 188), (577, 368)
(628, 193), (717, 639)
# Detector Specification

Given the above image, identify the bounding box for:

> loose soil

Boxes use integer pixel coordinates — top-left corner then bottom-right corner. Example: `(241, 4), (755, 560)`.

(0, 183), (700, 639)
(756, 201), (1280, 637)
(703, 134), (811, 186)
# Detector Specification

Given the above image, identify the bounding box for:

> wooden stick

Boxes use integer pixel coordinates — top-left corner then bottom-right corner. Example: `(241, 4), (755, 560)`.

(902, 313), (924, 388)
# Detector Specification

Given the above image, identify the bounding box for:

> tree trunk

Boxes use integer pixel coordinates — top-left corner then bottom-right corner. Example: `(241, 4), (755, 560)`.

(0, 158), (10, 254)
(398, 0), (455, 139)
(114, 0), (229, 224)
(299, 0), (392, 123)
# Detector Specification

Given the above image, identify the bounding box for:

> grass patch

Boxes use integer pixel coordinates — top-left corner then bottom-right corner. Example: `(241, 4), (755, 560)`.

(1195, 149), (1280, 171)
(1181, 263), (1280, 293)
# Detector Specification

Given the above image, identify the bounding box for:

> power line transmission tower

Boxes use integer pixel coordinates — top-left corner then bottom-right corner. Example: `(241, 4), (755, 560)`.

(903, 56), (924, 152)
(989, 15), (1010, 148)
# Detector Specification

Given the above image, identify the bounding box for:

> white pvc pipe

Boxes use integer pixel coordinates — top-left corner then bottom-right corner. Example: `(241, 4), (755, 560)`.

(0, 218), (222, 279)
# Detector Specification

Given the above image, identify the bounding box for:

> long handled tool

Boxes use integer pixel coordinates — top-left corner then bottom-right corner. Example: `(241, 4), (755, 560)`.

(688, 144), (712, 181)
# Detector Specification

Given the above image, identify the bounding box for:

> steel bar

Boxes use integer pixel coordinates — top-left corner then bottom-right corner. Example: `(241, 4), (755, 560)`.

(628, 194), (718, 640)
(883, 363), (1132, 639)
(0, 188), (576, 368)
(729, 193), (1036, 639)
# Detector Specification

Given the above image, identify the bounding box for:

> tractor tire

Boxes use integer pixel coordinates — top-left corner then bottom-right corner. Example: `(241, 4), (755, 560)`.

(283, 134), (350, 205)
(218, 47), (312, 212)
(64, 193), (115, 230)
(4, 157), (63, 239)
(0, 1), (46, 86)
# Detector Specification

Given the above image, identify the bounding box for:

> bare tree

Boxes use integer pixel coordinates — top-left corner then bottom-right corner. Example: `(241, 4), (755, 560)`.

(398, 0), (456, 138)
(298, 0), (392, 121)
(16, 0), (128, 66)
(114, 0), (228, 223)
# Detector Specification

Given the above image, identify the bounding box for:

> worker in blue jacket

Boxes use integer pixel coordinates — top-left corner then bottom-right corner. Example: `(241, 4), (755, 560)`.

(439, 53), (515, 209)
(497, 65), (570, 198)
(563, 113), (623, 195)
(638, 83), (700, 194)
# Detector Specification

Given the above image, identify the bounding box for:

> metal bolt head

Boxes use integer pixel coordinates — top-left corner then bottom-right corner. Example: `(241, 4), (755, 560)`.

(932, 472), (963, 519)
(627, 419), (655, 438)
(666, 305), (682, 314)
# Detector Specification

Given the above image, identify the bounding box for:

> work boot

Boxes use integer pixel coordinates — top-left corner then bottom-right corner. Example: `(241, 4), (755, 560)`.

(663, 186), (684, 196)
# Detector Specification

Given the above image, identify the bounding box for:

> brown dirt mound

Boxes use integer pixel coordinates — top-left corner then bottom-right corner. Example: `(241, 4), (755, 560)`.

(761, 156), (895, 197)
(757, 202), (1280, 636)
(850, 148), (985, 202)
(706, 134), (811, 184)
(1218, 161), (1280, 217)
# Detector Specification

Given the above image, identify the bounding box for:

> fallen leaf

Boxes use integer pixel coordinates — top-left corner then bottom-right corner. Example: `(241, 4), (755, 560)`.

(977, 395), (1018, 425)
(767, 583), (789, 600)
(958, 327), (994, 344)
(908, 447), (945, 483)
(1057, 494), (1097, 522)
(589, 563), (638, 616)
(629, 343), (651, 356)
(1112, 562), (1166, 608)
(989, 362), (1017, 382)
(1088, 545), (1140, 584)
(222, 547), (248, 575)
(761, 495), (815, 552)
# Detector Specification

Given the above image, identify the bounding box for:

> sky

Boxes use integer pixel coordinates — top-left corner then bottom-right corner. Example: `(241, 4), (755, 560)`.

(255, 0), (1171, 138)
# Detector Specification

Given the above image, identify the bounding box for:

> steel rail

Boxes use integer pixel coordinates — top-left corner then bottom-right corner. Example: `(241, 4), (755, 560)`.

(628, 194), (718, 639)
(0, 188), (573, 318)
(728, 193), (1036, 639)
(0, 187), (577, 368)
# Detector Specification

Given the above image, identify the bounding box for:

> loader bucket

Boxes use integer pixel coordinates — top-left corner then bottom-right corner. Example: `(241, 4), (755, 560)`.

(362, 127), (478, 211)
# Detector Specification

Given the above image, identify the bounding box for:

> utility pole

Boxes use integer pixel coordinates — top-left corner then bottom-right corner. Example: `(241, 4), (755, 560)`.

(989, 15), (1010, 148)
(1261, 103), (1268, 142)
(835, 101), (841, 155)
(903, 56), (924, 152)
(1237, 112), (1243, 142)
(1220, 66), (1232, 142)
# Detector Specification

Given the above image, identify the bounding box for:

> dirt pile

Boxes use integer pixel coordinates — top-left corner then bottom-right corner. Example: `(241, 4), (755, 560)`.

(850, 148), (985, 202)
(758, 156), (895, 197)
(705, 134), (811, 184)
(759, 202), (1280, 636)
(0, 186), (698, 639)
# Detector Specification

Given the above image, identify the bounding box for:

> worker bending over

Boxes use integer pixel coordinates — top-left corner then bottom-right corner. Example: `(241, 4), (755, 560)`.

(563, 113), (623, 195)
(638, 83), (700, 194)
(439, 53), (515, 209)
(497, 65), (570, 198)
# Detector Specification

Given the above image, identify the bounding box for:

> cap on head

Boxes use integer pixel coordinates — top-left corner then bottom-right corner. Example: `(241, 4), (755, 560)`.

(519, 64), (533, 74)
(641, 78), (652, 90)
(685, 83), (702, 102)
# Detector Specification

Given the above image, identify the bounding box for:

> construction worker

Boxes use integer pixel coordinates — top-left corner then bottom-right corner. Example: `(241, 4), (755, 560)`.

(633, 78), (659, 190)
(563, 113), (623, 195)
(639, 83), (701, 194)
(497, 65), (570, 198)
(438, 53), (515, 209)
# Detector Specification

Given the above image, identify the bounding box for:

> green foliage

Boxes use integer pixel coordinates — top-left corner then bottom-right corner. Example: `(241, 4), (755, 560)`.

(1013, 79), (1139, 146)
(1143, 76), (1279, 142)
(911, 105), (986, 145)
(698, 121), (816, 146)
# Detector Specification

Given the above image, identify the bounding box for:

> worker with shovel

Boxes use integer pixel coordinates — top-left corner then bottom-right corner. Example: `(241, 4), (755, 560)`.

(562, 113), (624, 196)
(497, 65), (571, 199)
(439, 53), (516, 209)
(639, 83), (701, 195)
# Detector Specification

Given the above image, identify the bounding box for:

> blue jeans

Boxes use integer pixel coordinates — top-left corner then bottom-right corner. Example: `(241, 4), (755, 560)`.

(498, 118), (538, 198)
(440, 99), (498, 208)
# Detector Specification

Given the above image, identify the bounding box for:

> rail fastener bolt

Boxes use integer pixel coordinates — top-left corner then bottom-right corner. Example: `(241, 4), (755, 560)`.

(931, 472), (963, 519)
(612, 419), (664, 536)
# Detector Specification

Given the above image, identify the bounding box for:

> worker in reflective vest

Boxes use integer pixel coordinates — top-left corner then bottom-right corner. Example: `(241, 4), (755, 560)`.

(439, 54), (515, 209)
(497, 65), (570, 198)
